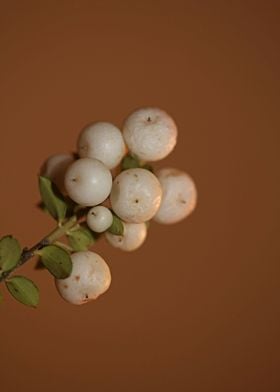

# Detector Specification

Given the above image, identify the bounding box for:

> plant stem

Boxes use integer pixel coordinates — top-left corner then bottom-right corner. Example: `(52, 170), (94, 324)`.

(45, 215), (77, 243)
(0, 215), (78, 283)
(53, 241), (74, 252)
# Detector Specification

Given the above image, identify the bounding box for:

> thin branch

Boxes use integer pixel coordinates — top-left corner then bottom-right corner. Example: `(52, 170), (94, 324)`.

(0, 215), (79, 283)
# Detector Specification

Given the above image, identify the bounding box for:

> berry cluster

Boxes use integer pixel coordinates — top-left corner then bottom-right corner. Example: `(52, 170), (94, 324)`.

(0, 107), (197, 307)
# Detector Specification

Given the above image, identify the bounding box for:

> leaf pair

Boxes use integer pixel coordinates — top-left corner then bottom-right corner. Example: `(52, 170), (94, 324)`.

(10, 245), (72, 308)
(0, 235), (39, 307)
(8, 245), (73, 308)
(0, 237), (72, 307)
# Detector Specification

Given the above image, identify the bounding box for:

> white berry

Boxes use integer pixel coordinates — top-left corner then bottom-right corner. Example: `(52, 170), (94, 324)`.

(105, 222), (147, 251)
(64, 158), (112, 206)
(154, 168), (197, 224)
(123, 107), (177, 161)
(110, 168), (162, 223)
(41, 153), (74, 193)
(77, 122), (126, 169)
(87, 206), (113, 233)
(55, 251), (111, 305)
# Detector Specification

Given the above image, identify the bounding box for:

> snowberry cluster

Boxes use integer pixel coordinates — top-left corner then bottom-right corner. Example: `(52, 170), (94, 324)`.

(44, 107), (197, 304)
(0, 107), (197, 308)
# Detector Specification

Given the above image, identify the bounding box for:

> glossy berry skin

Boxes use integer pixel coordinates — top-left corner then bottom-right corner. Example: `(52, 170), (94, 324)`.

(77, 122), (126, 169)
(123, 107), (177, 161)
(87, 206), (113, 233)
(110, 168), (162, 223)
(55, 251), (111, 305)
(64, 158), (112, 206)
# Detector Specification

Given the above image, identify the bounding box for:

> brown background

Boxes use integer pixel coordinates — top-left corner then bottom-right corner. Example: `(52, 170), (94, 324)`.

(0, 1), (279, 391)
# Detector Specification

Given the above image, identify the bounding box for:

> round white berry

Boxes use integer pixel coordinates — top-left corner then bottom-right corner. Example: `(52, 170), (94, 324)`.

(110, 168), (162, 223)
(55, 251), (111, 305)
(123, 107), (177, 161)
(87, 206), (113, 233)
(77, 122), (126, 169)
(64, 158), (112, 206)
(105, 222), (147, 251)
(154, 168), (197, 224)
(41, 153), (74, 193)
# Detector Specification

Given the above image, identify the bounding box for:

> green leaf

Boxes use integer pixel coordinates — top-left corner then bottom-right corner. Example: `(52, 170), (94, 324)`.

(121, 154), (140, 171)
(67, 225), (96, 251)
(39, 245), (72, 279)
(0, 236), (21, 273)
(38, 176), (67, 222)
(108, 214), (124, 236)
(6, 276), (39, 308)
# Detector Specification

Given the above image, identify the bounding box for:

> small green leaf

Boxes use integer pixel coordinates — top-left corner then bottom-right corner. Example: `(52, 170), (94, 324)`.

(39, 176), (67, 222)
(0, 236), (21, 273)
(108, 214), (124, 236)
(67, 225), (95, 251)
(121, 154), (140, 171)
(6, 276), (39, 308)
(39, 245), (72, 279)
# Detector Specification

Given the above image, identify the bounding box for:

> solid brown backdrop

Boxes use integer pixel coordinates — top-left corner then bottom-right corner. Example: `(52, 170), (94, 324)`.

(0, 1), (279, 391)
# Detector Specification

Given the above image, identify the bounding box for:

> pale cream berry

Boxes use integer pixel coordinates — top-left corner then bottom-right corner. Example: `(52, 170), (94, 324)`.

(41, 153), (74, 193)
(87, 206), (113, 233)
(123, 107), (177, 161)
(55, 251), (111, 305)
(64, 158), (112, 206)
(110, 168), (162, 223)
(77, 122), (126, 169)
(105, 222), (147, 251)
(154, 168), (197, 224)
